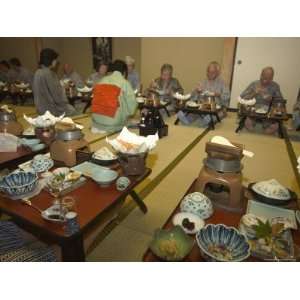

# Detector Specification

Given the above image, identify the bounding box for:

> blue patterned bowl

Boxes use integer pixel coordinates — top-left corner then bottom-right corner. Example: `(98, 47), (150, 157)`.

(196, 224), (250, 262)
(0, 171), (38, 197)
(31, 154), (54, 173)
(180, 192), (213, 220)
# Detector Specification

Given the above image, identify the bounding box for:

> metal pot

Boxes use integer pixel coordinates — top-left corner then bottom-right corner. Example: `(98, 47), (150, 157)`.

(56, 129), (83, 141)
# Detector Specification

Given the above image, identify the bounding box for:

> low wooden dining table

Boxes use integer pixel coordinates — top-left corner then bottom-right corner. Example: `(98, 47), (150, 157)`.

(143, 179), (300, 262)
(0, 167), (151, 261)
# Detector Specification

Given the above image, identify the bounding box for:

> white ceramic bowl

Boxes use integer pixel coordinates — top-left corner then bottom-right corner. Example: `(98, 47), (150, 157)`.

(172, 212), (205, 234)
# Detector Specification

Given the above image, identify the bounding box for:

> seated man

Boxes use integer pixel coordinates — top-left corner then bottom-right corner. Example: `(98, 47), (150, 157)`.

(178, 61), (230, 127)
(33, 48), (77, 117)
(62, 63), (84, 88)
(87, 60), (109, 86)
(240, 66), (283, 134)
(0, 60), (10, 83)
(148, 63), (183, 110)
(8, 57), (33, 86)
(125, 55), (140, 91)
(91, 59), (137, 133)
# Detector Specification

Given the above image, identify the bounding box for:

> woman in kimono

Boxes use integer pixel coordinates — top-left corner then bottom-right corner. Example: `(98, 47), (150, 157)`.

(91, 60), (137, 133)
(33, 48), (77, 116)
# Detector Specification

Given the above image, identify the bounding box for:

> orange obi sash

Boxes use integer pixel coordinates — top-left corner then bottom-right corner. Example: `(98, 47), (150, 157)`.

(92, 84), (121, 117)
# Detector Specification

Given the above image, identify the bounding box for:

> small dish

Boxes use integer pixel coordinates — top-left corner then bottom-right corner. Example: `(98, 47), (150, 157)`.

(186, 101), (200, 108)
(41, 204), (66, 223)
(172, 212), (205, 234)
(149, 226), (194, 261)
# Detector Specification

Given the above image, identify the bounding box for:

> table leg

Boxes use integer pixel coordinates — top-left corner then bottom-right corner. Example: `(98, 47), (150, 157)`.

(235, 116), (246, 133)
(209, 114), (215, 130)
(61, 234), (85, 262)
(278, 121), (284, 139)
(129, 190), (148, 214)
(174, 118), (180, 125)
(83, 100), (91, 113)
(215, 112), (221, 123)
(163, 107), (170, 117)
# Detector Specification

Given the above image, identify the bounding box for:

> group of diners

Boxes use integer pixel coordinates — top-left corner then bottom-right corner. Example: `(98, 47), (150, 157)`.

(1, 47), (299, 135)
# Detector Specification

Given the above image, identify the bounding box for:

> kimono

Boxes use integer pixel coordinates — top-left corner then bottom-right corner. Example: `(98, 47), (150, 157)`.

(191, 76), (230, 107)
(91, 71), (137, 133)
(240, 80), (283, 108)
(127, 70), (140, 91)
(62, 71), (84, 88)
(33, 66), (76, 117)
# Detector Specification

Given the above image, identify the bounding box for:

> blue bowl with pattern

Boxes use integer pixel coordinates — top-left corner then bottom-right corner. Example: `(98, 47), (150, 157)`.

(196, 224), (251, 262)
(0, 171), (38, 197)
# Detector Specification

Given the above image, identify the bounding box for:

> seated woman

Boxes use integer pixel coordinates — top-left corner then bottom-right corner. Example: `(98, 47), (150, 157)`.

(148, 63), (183, 110)
(177, 61), (230, 127)
(240, 66), (283, 134)
(87, 60), (109, 86)
(33, 48), (77, 117)
(125, 56), (140, 91)
(91, 59), (137, 133)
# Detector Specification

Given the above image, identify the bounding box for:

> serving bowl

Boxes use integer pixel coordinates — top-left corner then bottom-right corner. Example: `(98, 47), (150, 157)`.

(91, 168), (118, 187)
(0, 171), (38, 197)
(149, 226), (194, 261)
(180, 192), (213, 220)
(196, 224), (251, 261)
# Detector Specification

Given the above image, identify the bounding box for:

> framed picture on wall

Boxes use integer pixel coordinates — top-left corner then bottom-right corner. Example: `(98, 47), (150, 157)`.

(91, 37), (112, 70)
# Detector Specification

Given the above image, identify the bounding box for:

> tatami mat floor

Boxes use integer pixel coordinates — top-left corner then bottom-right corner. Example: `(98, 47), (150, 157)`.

(6, 103), (300, 261)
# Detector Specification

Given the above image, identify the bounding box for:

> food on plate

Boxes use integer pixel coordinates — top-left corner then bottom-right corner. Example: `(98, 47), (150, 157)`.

(158, 239), (180, 260)
(182, 218), (195, 231)
(207, 244), (233, 261)
(93, 147), (117, 160)
(116, 139), (139, 152)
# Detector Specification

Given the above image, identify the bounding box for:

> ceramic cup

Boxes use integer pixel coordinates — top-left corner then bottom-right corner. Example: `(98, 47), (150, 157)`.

(116, 176), (131, 191)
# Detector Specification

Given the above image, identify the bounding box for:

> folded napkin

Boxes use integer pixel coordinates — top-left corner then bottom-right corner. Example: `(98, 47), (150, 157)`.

(24, 111), (65, 128)
(106, 127), (159, 154)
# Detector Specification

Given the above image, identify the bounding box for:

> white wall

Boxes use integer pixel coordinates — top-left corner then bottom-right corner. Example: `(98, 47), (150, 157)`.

(231, 37), (300, 113)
